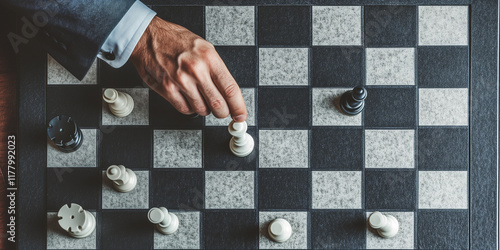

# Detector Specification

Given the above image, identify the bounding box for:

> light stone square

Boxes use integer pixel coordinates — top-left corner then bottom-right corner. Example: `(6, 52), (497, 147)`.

(154, 130), (202, 168)
(418, 6), (469, 46)
(259, 212), (308, 249)
(47, 129), (97, 168)
(419, 88), (468, 126)
(366, 48), (415, 85)
(259, 130), (308, 168)
(102, 88), (149, 126)
(312, 88), (362, 126)
(102, 171), (149, 209)
(206, 6), (255, 45)
(366, 212), (414, 249)
(313, 6), (362, 45)
(205, 88), (255, 126)
(312, 171), (362, 209)
(153, 212), (200, 249)
(259, 48), (309, 86)
(365, 130), (415, 169)
(418, 171), (468, 209)
(47, 54), (97, 85)
(205, 171), (255, 209)
(47, 212), (97, 249)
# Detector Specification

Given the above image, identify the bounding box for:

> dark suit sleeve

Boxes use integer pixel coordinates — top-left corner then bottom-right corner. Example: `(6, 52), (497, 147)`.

(4, 0), (136, 80)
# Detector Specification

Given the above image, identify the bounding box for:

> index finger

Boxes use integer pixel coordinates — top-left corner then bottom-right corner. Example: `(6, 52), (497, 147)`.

(210, 59), (247, 122)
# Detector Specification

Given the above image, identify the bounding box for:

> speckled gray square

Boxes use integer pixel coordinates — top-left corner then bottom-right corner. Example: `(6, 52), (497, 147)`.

(206, 6), (255, 45)
(365, 130), (415, 169)
(205, 171), (254, 209)
(259, 130), (308, 168)
(366, 48), (415, 85)
(102, 88), (149, 125)
(259, 48), (309, 86)
(312, 171), (362, 209)
(419, 88), (468, 126)
(102, 171), (149, 209)
(47, 54), (97, 85)
(366, 212), (414, 249)
(154, 212), (200, 249)
(154, 130), (202, 168)
(205, 88), (255, 126)
(312, 88), (362, 126)
(312, 6), (362, 45)
(259, 212), (308, 249)
(47, 129), (97, 168)
(418, 6), (469, 45)
(418, 171), (468, 209)
(47, 212), (97, 249)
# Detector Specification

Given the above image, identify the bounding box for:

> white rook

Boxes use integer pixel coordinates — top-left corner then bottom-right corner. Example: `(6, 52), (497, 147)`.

(57, 203), (96, 238)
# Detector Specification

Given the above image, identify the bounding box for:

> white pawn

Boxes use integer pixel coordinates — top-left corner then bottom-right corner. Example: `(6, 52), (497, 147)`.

(106, 165), (137, 193)
(103, 88), (134, 118)
(268, 218), (292, 243)
(148, 207), (179, 235)
(369, 211), (399, 238)
(228, 121), (254, 157)
(57, 203), (96, 238)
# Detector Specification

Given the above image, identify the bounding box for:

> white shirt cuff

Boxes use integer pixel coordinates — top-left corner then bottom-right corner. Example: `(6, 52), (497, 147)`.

(98, 1), (156, 68)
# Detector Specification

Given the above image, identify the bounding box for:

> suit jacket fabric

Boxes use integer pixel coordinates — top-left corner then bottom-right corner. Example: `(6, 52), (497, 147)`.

(4, 0), (135, 80)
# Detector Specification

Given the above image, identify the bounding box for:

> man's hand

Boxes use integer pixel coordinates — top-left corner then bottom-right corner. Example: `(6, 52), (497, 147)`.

(130, 16), (247, 122)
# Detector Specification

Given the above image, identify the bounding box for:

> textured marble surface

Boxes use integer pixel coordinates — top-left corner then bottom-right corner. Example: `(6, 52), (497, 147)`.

(205, 171), (255, 209)
(365, 130), (415, 168)
(259, 48), (309, 86)
(313, 6), (362, 45)
(259, 212), (308, 249)
(366, 48), (415, 85)
(47, 129), (97, 168)
(101, 88), (149, 125)
(259, 130), (308, 168)
(154, 130), (202, 168)
(419, 88), (468, 126)
(205, 88), (255, 126)
(366, 212), (414, 249)
(312, 88), (362, 126)
(418, 6), (469, 45)
(47, 54), (97, 85)
(312, 171), (362, 209)
(101, 171), (149, 209)
(47, 212), (97, 249)
(419, 171), (468, 209)
(205, 6), (255, 45)
(153, 211), (200, 249)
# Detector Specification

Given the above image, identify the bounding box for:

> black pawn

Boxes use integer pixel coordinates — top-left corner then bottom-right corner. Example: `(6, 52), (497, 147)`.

(47, 115), (83, 153)
(340, 86), (367, 115)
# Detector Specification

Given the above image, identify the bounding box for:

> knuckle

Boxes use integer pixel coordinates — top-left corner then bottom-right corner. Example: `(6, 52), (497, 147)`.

(223, 83), (240, 99)
(210, 98), (224, 110)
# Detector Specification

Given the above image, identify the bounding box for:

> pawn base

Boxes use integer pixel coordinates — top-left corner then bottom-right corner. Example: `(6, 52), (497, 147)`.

(112, 169), (137, 193)
(230, 134), (254, 157)
(110, 93), (134, 118)
(156, 213), (179, 235)
(377, 215), (399, 238)
(340, 91), (364, 116)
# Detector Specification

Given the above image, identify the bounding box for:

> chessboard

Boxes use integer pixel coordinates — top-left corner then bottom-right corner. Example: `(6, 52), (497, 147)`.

(14, 1), (498, 249)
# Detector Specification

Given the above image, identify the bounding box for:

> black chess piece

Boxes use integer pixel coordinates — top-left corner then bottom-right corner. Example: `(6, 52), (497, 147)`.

(47, 115), (83, 153)
(340, 86), (367, 115)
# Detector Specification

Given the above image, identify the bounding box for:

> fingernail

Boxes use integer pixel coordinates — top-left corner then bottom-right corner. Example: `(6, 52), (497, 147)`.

(233, 115), (246, 122)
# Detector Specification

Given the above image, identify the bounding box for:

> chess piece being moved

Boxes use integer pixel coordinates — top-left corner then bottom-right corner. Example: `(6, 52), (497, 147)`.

(57, 203), (96, 238)
(148, 207), (179, 235)
(106, 165), (137, 193)
(47, 115), (83, 153)
(103, 88), (134, 117)
(268, 218), (292, 243)
(340, 86), (367, 115)
(368, 211), (399, 238)
(228, 121), (254, 157)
